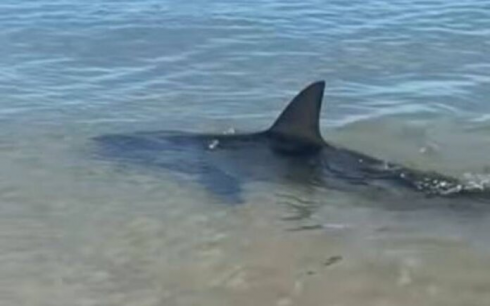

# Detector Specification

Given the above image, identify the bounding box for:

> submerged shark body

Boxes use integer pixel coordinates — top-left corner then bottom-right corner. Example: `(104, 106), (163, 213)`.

(94, 81), (483, 203)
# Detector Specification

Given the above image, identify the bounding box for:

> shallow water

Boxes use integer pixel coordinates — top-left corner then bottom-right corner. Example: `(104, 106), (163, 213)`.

(2, 0), (490, 305)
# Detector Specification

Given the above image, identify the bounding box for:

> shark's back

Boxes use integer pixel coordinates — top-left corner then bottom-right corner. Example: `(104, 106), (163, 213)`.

(94, 81), (490, 203)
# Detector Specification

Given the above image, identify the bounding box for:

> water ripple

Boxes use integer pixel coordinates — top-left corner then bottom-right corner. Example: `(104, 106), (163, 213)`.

(0, 0), (489, 124)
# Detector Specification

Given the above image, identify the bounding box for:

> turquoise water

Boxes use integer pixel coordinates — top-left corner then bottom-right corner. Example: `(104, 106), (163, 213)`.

(2, 1), (490, 305)
(2, 0), (490, 126)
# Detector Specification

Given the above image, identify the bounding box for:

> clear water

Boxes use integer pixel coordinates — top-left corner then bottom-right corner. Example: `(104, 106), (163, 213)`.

(2, 1), (490, 305)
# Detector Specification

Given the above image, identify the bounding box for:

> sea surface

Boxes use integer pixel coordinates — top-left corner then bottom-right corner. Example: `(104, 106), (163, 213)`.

(1, 0), (490, 305)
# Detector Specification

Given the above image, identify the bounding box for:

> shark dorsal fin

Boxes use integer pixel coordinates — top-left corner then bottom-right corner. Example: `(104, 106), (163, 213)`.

(268, 81), (326, 145)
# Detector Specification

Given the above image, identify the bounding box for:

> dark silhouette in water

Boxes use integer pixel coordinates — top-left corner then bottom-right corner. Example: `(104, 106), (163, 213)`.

(94, 81), (486, 203)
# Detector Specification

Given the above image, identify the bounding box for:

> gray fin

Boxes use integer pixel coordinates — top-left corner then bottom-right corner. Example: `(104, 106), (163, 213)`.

(198, 164), (244, 204)
(268, 81), (326, 145)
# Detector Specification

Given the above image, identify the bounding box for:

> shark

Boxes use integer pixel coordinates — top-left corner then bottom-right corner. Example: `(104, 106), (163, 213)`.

(94, 81), (486, 203)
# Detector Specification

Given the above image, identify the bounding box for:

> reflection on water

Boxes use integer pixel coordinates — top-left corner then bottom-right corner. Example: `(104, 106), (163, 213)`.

(1, 0), (490, 305)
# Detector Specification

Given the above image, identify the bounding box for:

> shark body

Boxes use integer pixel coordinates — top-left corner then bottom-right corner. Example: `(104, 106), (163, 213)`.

(94, 81), (482, 203)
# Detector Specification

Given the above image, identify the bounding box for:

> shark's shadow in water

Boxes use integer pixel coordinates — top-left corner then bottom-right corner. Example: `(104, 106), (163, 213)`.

(94, 81), (488, 204)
